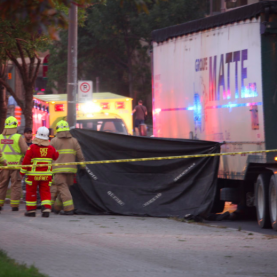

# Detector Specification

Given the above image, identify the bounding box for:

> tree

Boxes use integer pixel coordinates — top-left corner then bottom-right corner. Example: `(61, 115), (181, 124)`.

(0, 20), (49, 128)
(0, 0), (158, 129)
(0, 0), (161, 37)
(46, 0), (207, 105)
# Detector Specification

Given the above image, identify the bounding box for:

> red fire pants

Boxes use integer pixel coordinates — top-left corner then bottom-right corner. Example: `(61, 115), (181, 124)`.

(25, 179), (52, 211)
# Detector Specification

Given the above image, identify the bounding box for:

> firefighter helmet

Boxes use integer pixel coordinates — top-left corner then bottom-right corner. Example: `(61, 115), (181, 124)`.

(56, 120), (70, 132)
(36, 126), (49, 140)
(5, 116), (18, 129)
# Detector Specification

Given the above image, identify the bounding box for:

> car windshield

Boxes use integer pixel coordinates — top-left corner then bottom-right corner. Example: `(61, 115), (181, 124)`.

(76, 119), (128, 135)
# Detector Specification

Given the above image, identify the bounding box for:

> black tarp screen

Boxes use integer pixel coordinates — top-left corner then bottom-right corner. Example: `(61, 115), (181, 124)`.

(70, 129), (220, 218)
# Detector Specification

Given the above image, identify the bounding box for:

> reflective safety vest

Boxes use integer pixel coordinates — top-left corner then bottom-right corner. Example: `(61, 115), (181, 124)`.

(0, 134), (23, 165)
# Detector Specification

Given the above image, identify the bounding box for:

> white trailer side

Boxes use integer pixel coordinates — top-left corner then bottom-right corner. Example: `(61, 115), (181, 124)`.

(152, 1), (277, 229)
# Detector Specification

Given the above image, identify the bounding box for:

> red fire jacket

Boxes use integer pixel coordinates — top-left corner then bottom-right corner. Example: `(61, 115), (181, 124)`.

(20, 144), (59, 182)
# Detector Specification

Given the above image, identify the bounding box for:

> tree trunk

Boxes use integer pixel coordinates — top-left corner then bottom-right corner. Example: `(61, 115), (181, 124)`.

(23, 85), (34, 129)
(0, 62), (7, 133)
(0, 85), (7, 133)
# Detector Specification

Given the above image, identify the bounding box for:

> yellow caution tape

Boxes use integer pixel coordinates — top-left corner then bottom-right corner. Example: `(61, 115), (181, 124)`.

(0, 149), (277, 170)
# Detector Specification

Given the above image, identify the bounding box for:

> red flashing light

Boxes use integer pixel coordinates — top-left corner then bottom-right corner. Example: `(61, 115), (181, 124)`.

(55, 104), (64, 112)
(116, 102), (125, 109)
(101, 102), (110, 110)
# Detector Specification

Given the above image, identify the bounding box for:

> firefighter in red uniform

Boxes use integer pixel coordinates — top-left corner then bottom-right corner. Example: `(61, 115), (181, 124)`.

(20, 127), (59, 217)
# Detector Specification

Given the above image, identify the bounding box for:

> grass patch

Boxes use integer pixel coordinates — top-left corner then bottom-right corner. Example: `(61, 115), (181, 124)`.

(0, 250), (48, 277)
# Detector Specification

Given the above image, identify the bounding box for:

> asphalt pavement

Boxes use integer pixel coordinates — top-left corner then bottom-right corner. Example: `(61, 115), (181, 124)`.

(0, 204), (277, 277)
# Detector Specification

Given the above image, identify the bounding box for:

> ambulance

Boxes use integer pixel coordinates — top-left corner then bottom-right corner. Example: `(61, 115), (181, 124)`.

(35, 92), (133, 135)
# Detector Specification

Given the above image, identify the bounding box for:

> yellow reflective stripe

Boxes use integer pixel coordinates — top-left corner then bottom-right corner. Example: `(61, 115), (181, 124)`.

(20, 168), (27, 173)
(10, 200), (20, 204)
(58, 149), (76, 154)
(63, 200), (73, 207)
(26, 172), (52, 176)
(31, 158), (52, 163)
(41, 200), (51, 206)
(52, 168), (77, 173)
(51, 200), (55, 205)
(0, 200), (4, 204)
(26, 201), (37, 206)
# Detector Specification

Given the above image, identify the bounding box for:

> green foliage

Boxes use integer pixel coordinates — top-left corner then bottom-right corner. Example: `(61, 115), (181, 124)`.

(46, 0), (207, 103)
(0, 20), (50, 61)
(46, 31), (68, 94)
(0, 0), (161, 37)
(0, 250), (48, 277)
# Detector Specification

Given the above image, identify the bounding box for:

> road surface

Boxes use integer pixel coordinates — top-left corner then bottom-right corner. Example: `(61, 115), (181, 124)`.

(0, 205), (276, 277)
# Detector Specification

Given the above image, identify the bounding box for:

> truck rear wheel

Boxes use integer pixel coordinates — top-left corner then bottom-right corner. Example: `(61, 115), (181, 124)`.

(255, 173), (272, 229)
(269, 175), (277, 231)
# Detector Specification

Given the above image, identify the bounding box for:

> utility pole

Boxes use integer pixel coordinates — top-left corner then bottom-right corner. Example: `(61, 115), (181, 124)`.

(67, 3), (78, 128)
(221, 0), (226, 13)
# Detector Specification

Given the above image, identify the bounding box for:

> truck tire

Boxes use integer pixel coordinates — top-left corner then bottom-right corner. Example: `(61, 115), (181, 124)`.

(269, 175), (277, 231)
(220, 188), (239, 203)
(255, 173), (271, 229)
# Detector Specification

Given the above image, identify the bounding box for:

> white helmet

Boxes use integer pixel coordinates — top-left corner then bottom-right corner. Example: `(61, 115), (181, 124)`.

(36, 126), (49, 140)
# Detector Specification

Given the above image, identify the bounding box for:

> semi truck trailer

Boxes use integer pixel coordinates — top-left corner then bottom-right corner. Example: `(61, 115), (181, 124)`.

(152, 1), (277, 230)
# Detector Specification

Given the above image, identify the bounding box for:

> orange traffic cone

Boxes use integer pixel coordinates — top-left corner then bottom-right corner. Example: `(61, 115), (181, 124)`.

(14, 106), (22, 126)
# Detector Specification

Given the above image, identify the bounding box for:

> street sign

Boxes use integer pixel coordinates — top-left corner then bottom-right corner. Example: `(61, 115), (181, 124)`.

(78, 80), (93, 102)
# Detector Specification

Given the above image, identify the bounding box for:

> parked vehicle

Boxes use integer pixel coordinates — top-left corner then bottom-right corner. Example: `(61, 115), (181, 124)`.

(35, 92), (133, 135)
(152, 1), (277, 230)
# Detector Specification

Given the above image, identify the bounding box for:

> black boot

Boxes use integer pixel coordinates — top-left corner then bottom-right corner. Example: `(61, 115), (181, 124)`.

(60, 210), (74, 215)
(42, 212), (50, 218)
(41, 205), (51, 218)
(25, 210), (36, 217)
(12, 207), (19, 212)
(0, 206), (2, 211)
